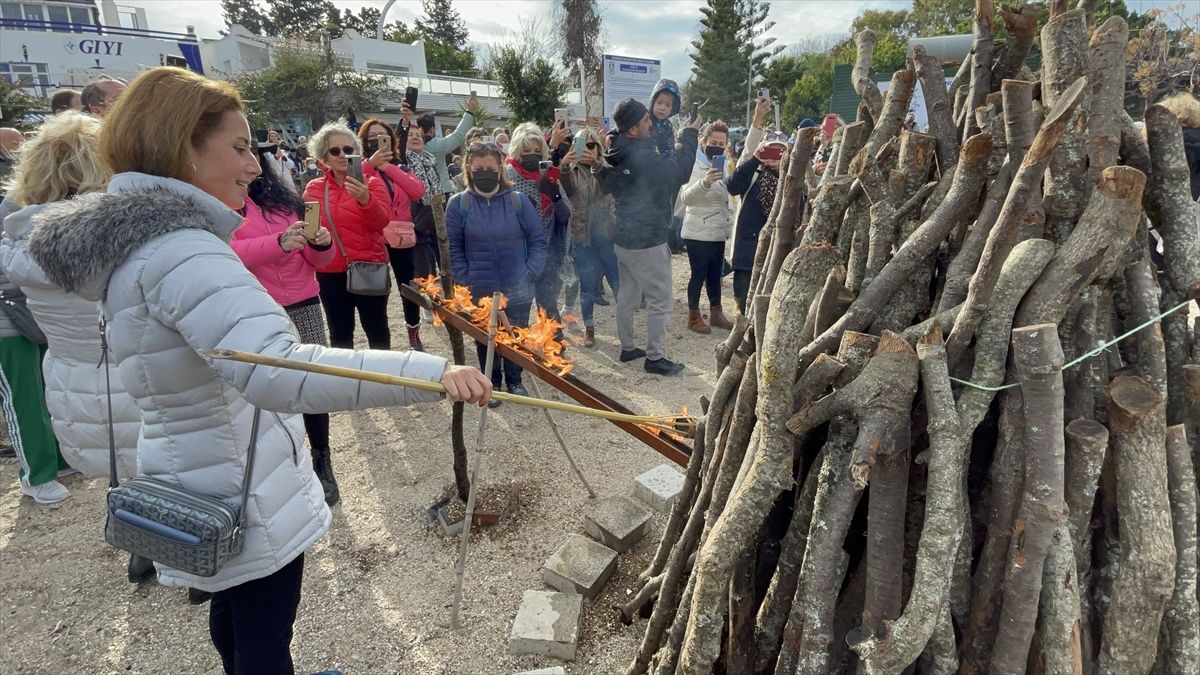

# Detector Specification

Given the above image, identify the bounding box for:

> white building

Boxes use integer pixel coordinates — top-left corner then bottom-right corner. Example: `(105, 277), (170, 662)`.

(0, 0), (204, 95)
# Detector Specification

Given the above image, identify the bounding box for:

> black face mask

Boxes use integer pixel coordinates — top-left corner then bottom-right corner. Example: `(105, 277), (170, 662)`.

(472, 169), (499, 193)
(367, 139), (379, 155)
(519, 154), (541, 172)
(704, 145), (725, 160)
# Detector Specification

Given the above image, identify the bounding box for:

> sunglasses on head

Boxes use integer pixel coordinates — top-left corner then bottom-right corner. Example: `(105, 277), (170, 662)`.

(468, 142), (500, 153)
(327, 145), (355, 157)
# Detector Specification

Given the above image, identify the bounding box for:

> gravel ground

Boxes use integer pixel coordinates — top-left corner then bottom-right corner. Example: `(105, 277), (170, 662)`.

(0, 253), (733, 675)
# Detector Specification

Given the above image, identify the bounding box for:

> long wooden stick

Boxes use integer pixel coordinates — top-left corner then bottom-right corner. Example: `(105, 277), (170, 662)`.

(451, 292), (500, 629)
(527, 376), (596, 498)
(205, 349), (695, 437)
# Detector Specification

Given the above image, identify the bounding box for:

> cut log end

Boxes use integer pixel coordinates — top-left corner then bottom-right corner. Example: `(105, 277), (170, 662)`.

(1026, 76), (1088, 166)
(877, 330), (918, 356)
(1065, 418), (1108, 444)
(919, 320), (945, 346)
(1096, 165), (1147, 202)
(1107, 375), (1165, 434)
(961, 132), (995, 161)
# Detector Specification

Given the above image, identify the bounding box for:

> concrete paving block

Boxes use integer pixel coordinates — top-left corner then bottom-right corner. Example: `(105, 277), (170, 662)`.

(509, 591), (583, 661)
(542, 534), (618, 602)
(514, 668), (567, 675)
(634, 464), (685, 513)
(584, 496), (653, 553)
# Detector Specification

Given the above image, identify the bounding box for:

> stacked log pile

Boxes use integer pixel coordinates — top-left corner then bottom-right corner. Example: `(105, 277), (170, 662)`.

(619, 2), (1200, 673)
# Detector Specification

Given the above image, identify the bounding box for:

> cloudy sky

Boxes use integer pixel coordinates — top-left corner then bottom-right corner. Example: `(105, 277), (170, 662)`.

(122, 0), (1171, 81)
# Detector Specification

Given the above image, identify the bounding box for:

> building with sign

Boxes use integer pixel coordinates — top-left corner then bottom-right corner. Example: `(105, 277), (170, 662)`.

(0, 0), (203, 96)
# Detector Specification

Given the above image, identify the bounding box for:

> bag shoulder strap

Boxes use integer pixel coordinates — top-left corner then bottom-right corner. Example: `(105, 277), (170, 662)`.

(510, 191), (527, 232)
(102, 316), (119, 489)
(323, 181), (349, 260)
(235, 408), (262, 530)
(458, 192), (470, 228)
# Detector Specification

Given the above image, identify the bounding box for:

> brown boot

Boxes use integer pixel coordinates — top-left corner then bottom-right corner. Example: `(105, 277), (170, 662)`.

(688, 309), (711, 334)
(585, 325), (596, 348)
(709, 304), (734, 330)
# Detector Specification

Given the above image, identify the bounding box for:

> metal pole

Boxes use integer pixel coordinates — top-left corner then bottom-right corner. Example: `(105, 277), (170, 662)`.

(527, 376), (597, 498)
(746, 58), (753, 127)
(376, 0), (398, 41)
(577, 57), (587, 121)
(450, 292), (500, 629)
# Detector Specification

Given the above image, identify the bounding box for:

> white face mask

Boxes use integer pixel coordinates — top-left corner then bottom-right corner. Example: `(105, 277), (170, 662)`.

(306, 162), (317, 171)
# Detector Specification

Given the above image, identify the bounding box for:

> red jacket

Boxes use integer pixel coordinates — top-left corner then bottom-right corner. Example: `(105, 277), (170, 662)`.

(230, 198), (335, 307)
(302, 169), (391, 273)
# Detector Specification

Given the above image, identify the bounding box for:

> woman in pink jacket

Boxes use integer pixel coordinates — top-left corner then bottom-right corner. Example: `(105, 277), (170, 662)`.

(231, 145), (342, 506)
(359, 117), (428, 349)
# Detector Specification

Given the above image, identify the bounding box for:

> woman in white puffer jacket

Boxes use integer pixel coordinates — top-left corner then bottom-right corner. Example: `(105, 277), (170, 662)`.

(23, 68), (492, 675)
(0, 112), (140, 480)
(679, 120), (735, 334)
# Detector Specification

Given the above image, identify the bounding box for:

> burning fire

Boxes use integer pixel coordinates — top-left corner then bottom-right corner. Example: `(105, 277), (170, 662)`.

(414, 276), (574, 376)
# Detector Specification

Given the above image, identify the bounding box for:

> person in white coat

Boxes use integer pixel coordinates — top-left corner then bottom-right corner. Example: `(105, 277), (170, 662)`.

(678, 120), (735, 333)
(23, 67), (492, 675)
(0, 112), (141, 482)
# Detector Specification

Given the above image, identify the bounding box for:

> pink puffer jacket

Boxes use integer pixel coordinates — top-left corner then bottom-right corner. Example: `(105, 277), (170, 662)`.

(363, 160), (426, 248)
(230, 198), (335, 307)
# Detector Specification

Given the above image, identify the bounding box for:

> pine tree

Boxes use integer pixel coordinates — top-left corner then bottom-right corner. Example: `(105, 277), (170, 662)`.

(556, 0), (603, 81)
(415, 0), (469, 50)
(690, 0), (781, 123)
(220, 0), (268, 36)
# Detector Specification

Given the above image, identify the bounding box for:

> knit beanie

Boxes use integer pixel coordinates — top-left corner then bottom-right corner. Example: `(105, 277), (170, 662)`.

(613, 98), (649, 134)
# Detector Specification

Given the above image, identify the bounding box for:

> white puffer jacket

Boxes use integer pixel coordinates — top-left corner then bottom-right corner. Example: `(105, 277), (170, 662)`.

(1, 203), (140, 478)
(679, 149), (733, 243)
(25, 174), (449, 593)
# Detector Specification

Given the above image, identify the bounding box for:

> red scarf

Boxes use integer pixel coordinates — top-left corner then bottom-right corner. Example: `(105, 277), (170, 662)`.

(506, 157), (553, 212)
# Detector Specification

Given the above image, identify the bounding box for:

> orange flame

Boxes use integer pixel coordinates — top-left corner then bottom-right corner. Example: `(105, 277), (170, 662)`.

(413, 276), (573, 375)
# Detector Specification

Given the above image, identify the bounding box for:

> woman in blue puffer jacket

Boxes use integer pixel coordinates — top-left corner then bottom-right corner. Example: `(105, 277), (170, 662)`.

(447, 141), (548, 407)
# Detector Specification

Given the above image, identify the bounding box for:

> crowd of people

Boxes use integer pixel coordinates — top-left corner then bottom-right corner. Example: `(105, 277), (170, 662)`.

(0, 62), (890, 674)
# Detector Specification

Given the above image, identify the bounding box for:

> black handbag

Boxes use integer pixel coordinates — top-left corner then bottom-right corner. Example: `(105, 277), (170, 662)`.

(0, 288), (47, 344)
(324, 181), (391, 296)
(100, 318), (262, 577)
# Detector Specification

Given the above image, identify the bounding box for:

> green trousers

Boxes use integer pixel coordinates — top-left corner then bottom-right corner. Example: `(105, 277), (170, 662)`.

(0, 336), (66, 486)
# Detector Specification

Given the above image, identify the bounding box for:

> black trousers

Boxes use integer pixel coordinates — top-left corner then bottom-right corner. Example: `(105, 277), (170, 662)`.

(733, 269), (752, 313)
(316, 272), (391, 350)
(387, 245), (421, 326)
(476, 302), (531, 388)
(683, 239), (725, 310)
(535, 242), (563, 321)
(209, 553), (304, 675)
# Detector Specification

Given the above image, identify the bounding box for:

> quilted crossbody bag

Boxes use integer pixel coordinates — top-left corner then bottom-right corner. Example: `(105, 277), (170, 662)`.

(325, 181), (392, 296)
(100, 318), (262, 577)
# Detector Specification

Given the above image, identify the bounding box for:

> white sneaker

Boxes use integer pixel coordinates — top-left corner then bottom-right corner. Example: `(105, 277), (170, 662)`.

(20, 479), (70, 504)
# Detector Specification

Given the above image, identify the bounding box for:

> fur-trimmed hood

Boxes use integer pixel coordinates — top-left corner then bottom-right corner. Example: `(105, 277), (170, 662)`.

(25, 172), (244, 301)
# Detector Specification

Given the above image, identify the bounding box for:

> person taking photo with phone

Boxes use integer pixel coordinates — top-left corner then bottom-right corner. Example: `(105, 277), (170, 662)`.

(600, 97), (702, 376)
(504, 121), (572, 324)
(678, 120), (735, 334)
(409, 93), (479, 196)
(302, 121), (393, 351)
(230, 145), (340, 505)
(559, 128), (619, 348)
(727, 96), (789, 313)
(357, 118), (429, 351)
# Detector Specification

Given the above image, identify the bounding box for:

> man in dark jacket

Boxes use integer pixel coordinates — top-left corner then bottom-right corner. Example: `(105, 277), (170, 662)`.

(602, 97), (701, 375)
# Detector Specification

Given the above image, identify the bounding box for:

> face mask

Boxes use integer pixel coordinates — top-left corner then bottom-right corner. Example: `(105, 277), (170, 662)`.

(367, 139), (379, 154)
(472, 169), (499, 193)
(704, 145), (725, 160)
(519, 154), (541, 172)
(306, 162), (317, 172)
(499, 142), (510, 154)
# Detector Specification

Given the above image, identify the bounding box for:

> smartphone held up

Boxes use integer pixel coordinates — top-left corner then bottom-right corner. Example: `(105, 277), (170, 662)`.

(347, 155), (364, 183)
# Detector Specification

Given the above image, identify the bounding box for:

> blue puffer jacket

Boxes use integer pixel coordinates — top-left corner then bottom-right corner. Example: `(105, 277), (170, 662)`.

(446, 187), (548, 306)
